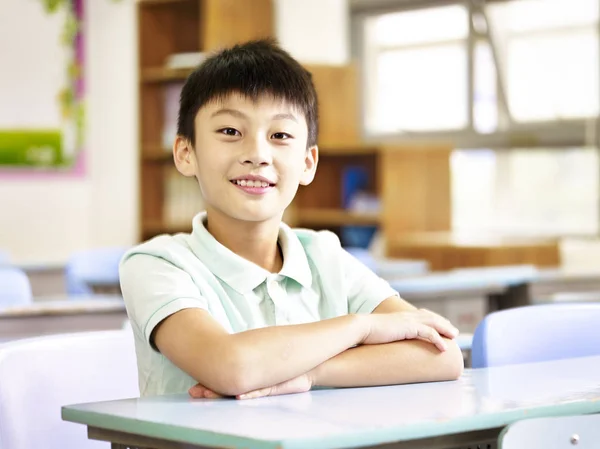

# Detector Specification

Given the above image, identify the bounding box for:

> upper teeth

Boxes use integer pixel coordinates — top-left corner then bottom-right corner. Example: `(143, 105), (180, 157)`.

(235, 179), (270, 188)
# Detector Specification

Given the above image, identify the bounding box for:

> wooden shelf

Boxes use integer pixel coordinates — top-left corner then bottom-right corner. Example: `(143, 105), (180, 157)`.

(143, 221), (191, 236)
(142, 145), (172, 162)
(319, 145), (378, 155)
(295, 209), (381, 227)
(138, 0), (189, 6)
(141, 67), (192, 83)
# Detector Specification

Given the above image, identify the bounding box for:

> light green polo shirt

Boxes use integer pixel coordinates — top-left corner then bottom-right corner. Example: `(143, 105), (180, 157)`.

(119, 212), (398, 397)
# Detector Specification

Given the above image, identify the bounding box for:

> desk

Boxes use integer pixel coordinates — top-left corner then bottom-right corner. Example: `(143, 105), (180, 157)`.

(18, 262), (67, 296)
(472, 268), (600, 310)
(390, 274), (506, 334)
(62, 355), (600, 449)
(0, 295), (127, 341)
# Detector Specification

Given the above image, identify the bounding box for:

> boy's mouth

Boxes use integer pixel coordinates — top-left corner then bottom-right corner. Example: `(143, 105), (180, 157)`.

(230, 175), (276, 188)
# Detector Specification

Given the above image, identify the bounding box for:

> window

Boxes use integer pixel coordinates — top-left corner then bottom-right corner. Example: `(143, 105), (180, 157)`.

(356, 0), (600, 236)
(487, 0), (599, 122)
(363, 5), (469, 133)
(452, 147), (599, 235)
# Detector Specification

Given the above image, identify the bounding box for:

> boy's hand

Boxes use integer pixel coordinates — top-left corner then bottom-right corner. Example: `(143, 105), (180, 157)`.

(363, 310), (459, 351)
(188, 371), (314, 400)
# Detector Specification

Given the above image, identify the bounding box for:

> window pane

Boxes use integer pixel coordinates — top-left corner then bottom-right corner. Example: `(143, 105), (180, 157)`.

(452, 148), (599, 235)
(507, 31), (599, 121)
(369, 45), (468, 133)
(488, 0), (598, 33)
(372, 5), (468, 47)
(451, 149), (497, 231)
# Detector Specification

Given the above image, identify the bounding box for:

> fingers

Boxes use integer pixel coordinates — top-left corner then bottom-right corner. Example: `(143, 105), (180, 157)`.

(415, 324), (447, 351)
(237, 387), (272, 400)
(188, 384), (223, 399)
(418, 309), (459, 339)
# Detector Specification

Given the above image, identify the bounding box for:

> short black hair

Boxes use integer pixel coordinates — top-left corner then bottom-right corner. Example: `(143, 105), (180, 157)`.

(177, 39), (319, 148)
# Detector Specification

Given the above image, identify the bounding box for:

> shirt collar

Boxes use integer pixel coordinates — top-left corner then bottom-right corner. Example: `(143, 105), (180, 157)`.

(187, 212), (312, 294)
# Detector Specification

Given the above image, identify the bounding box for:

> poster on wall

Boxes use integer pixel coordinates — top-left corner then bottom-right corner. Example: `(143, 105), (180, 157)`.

(0, 0), (84, 176)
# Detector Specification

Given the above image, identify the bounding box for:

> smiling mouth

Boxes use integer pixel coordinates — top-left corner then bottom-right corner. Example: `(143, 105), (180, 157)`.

(230, 179), (276, 188)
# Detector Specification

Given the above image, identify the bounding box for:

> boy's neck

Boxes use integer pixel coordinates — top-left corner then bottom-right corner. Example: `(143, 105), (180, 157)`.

(203, 209), (283, 274)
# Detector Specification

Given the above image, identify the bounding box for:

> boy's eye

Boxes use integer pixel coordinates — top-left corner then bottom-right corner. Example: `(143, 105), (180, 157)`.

(218, 128), (241, 137)
(271, 132), (292, 140)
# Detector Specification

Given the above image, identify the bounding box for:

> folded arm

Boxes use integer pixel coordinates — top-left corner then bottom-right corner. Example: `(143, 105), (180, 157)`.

(187, 297), (463, 399)
(312, 296), (464, 387)
(154, 308), (369, 397)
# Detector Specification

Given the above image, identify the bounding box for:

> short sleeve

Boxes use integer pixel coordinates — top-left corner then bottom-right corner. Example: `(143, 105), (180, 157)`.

(342, 249), (399, 314)
(119, 254), (208, 348)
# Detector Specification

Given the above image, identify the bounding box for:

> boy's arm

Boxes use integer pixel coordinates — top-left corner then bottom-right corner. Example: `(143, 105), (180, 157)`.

(199, 297), (463, 399)
(311, 296), (464, 388)
(312, 338), (464, 388)
(154, 300), (457, 397)
(154, 308), (366, 397)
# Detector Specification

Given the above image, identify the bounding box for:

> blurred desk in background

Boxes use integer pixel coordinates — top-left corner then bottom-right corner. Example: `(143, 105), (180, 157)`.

(0, 295), (126, 341)
(18, 262), (67, 297)
(387, 232), (560, 271)
(501, 268), (600, 309)
(395, 265), (600, 329)
(390, 274), (506, 334)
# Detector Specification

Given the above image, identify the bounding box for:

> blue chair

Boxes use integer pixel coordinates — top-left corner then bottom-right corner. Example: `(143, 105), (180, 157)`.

(472, 303), (600, 368)
(0, 267), (32, 307)
(499, 414), (600, 449)
(65, 247), (127, 295)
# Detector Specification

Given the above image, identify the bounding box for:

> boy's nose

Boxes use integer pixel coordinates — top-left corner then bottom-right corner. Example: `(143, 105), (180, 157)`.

(241, 140), (272, 166)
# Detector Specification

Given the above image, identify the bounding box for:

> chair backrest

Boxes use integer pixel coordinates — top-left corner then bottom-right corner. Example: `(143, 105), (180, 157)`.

(65, 247), (127, 295)
(472, 303), (600, 368)
(0, 330), (139, 449)
(0, 267), (32, 307)
(499, 414), (600, 449)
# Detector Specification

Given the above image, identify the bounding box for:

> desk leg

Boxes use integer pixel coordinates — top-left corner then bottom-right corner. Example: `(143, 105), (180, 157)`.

(490, 284), (530, 312)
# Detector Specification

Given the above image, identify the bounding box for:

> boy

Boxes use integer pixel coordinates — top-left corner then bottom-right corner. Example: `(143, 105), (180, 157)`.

(120, 39), (463, 400)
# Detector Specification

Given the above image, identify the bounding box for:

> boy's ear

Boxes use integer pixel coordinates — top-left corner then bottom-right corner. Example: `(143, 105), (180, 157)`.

(299, 145), (319, 186)
(173, 136), (197, 177)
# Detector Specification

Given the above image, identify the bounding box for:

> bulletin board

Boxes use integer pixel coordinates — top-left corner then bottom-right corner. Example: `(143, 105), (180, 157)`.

(0, 0), (85, 176)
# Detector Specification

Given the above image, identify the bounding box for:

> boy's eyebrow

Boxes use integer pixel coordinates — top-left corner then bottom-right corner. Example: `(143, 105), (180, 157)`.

(272, 113), (298, 123)
(211, 108), (247, 119)
(210, 109), (298, 123)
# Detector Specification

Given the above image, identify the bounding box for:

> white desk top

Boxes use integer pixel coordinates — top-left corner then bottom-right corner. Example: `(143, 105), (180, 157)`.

(389, 273), (506, 298)
(63, 356), (600, 449)
(388, 266), (600, 301)
(0, 295), (124, 317)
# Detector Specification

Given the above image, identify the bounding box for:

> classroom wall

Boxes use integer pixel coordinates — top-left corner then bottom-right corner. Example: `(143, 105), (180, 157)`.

(0, 0), (348, 265)
(0, 0), (137, 265)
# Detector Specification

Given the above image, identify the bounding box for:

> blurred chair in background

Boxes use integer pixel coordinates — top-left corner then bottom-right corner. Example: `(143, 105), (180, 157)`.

(0, 330), (139, 449)
(499, 414), (600, 449)
(472, 303), (600, 368)
(65, 247), (128, 296)
(0, 267), (33, 308)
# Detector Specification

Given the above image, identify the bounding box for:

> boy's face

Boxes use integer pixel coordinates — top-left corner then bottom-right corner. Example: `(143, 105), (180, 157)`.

(174, 93), (318, 223)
